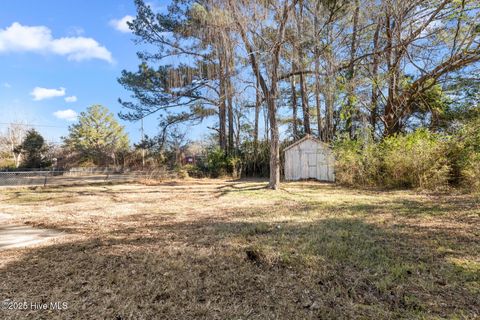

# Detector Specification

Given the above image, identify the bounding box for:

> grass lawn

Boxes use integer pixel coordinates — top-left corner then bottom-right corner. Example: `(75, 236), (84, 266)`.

(0, 179), (479, 319)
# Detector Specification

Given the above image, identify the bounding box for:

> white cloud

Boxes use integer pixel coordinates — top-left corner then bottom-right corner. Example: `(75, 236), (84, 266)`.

(51, 37), (113, 62)
(31, 87), (66, 101)
(64, 95), (77, 103)
(109, 15), (134, 33)
(0, 22), (113, 63)
(2, 82), (11, 88)
(53, 109), (77, 121)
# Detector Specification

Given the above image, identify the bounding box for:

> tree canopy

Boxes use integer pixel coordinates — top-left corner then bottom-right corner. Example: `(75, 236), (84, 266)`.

(63, 105), (130, 166)
(17, 129), (49, 168)
(120, 0), (480, 189)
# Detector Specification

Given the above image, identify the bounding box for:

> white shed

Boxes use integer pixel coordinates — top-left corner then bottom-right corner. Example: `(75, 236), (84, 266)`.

(284, 135), (335, 182)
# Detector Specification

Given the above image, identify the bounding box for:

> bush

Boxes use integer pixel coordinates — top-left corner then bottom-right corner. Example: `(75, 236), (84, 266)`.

(461, 153), (480, 191)
(381, 130), (450, 190)
(183, 164), (204, 178)
(174, 165), (189, 179)
(333, 137), (381, 187)
(0, 158), (16, 170)
(334, 130), (450, 190)
(77, 159), (97, 167)
(205, 148), (229, 177)
(239, 140), (270, 178)
(227, 156), (242, 178)
(198, 147), (241, 178)
(449, 114), (480, 192)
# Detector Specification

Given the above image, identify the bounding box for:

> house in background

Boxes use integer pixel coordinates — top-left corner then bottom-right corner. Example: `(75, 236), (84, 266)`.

(284, 135), (335, 182)
(182, 155), (204, 165)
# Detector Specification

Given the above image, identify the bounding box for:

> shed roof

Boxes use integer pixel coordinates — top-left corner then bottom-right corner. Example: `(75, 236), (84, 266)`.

(283, 134), (331, 153)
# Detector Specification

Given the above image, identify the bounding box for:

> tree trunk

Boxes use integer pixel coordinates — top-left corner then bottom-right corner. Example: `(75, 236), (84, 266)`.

(227, 76), (234, 155)
(345, 0), (360, 139)
(226, 38), (235, 155)
(234, 108), (241, 150)
(266, 95), (280, 190)
(218, 76), (227, 151)
(290, 68), (299, 139)
(314, 55), (323, 141)
(264, 103), (269, 143)
(313, 3), (323, 141)
(322, 24), (336, 142)
(254, 78), (260, 154)
(383, 9), (401, 136)
(295, 0), (310, 135)
(299, 73), (310, 134)
(324, 51), (335, 140)
(370, 18), (381, 136)
(218, 52), (227, 151)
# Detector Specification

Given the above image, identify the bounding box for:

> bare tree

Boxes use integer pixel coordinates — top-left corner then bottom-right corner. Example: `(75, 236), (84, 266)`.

(228, 0), (298, 189)
(0, 123), (27, 167)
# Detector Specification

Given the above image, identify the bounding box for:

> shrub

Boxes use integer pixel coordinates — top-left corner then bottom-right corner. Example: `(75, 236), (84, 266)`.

(205, 147), (229, 177)
(238, 140), (270, 178)
(381, 130), (450, 190)
(333, 137), (381, 187)
(183, 164), (204, 178)
(449, 114), (480, 192)
(174, 165), (189, 179)
(78, 159), (97, 167)
(227, 156), (242, 178)
(461, 153), (480, 191)
(0, 159), (16, 170)
(199, 147), (241, 178)
(334, 130), (450, 190)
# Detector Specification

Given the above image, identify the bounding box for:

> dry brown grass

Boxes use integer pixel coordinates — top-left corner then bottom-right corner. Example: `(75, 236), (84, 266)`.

(0, 179), (479, 319)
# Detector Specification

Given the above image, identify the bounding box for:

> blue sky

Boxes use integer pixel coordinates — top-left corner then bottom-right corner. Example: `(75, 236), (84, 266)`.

(0, 0), (211, 145)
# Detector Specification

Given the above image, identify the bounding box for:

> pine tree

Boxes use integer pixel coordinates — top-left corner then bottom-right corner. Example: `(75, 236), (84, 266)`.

(63, 105), (129, 166)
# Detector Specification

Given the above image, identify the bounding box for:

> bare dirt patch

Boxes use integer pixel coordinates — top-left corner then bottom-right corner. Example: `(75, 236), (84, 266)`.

(0, 179), (478, 319)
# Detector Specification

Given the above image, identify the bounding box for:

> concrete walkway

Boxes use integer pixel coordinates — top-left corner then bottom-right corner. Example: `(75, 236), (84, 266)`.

(0, 213), (62, 250)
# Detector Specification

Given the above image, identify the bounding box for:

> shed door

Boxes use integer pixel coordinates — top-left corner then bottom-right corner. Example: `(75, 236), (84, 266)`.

(307, 152), (317, 178)
(317, 151), (327, 181)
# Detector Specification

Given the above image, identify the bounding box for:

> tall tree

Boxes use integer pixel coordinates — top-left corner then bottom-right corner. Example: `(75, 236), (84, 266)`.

(119, 0), (226, 151)
(228, 0), (298, 189)
(63, 105), (129, 166)
(119, 0), (480, 186)
(17, 129), (49, 168)
(344, 0), (360, 138)
(0, 123), (26, 168)
(379, 0), (480, 135)
(294, 0), (311, 135)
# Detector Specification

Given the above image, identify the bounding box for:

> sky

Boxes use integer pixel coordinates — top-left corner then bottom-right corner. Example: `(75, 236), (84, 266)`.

(0, 0), (208, 146)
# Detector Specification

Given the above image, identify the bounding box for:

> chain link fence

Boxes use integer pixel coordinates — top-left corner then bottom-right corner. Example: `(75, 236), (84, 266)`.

(0, 168), (177, 187)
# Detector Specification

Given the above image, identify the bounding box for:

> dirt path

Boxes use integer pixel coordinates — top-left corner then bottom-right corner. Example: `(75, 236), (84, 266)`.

(0, 213), (63, 250)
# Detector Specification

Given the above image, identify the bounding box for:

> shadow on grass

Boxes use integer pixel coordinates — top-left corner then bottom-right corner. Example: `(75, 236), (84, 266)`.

(280, 195), (479, 219)
(365, 197), (479, 219)
(215, 182), (268, 198)
(0, 213), (478, 320)
(2, 184), (225, 206)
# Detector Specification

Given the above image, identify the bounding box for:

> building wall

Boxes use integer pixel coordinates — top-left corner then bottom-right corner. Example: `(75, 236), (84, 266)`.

(284, 139), (335, 182)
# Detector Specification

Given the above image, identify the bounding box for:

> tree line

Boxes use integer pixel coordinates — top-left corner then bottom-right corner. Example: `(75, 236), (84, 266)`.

(0, 106), (130, 170)
(119, 0), (480, 189)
